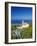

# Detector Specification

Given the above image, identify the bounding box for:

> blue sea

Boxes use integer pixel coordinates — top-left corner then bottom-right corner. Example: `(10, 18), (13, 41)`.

(11, 19), (32, 24)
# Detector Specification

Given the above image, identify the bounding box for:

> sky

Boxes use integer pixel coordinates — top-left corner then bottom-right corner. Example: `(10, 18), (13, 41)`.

(11, 6), (32, 20)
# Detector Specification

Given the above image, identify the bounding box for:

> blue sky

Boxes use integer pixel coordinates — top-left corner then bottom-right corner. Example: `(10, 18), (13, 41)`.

(11, 6), (32, 20)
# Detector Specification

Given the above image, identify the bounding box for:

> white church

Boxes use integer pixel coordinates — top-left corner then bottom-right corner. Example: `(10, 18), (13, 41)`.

(17, 20), (29, 29)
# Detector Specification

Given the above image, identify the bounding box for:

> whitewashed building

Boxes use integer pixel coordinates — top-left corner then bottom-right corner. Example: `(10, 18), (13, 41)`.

(17, 20), (29, 29)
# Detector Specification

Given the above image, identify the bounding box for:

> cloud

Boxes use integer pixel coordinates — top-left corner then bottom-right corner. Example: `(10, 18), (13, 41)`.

(11, 15), (32, 20)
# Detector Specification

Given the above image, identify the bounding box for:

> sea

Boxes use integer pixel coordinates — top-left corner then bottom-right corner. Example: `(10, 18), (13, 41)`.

(11, 19), (32, 24)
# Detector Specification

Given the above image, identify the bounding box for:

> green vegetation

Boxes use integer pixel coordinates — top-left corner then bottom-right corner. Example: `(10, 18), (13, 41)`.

(11, 24), (32, 39)
(20, 24), (32, 38)
(11, 25), (17, 30)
